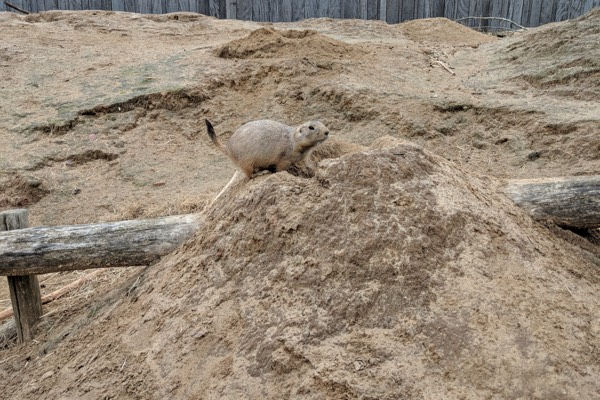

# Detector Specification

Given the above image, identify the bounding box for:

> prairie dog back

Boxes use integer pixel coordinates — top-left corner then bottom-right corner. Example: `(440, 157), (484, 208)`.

(227, 120), (293, 172)
(205, 119), (329, 178)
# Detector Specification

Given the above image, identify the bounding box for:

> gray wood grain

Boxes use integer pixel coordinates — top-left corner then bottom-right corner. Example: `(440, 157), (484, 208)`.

(329, 0), (342, 18)
(166, 0), (181, 12)
(208, 0), (220, 16)
(199, 0), (210, 14)
(67, 0), (80, 10)
(188, 0), (199, 12)
(226, 0), (236, 17)
(494, 0), (510, 28)
(488, 0), (501, 28)
(386, 0), (398, 22)
(539, 0), (555, 24)
(379, 0), (386, 20)
(149, 0), (163, 13)
(305, 0), (317, 17)
(481, 0), (491, 27)
(521, 0), (531, 23)
(291, 0), (304, 20)
(122, 0), (136, 12)
(429, 0), (444, 16)
(367, 0), (378, 18)
(465, 0), (476, 27)
(444, 0), (456, 19)
(400, 0), (417, 21)
(8, 274), (42, 342)
(137, 0), (152, 12)
(567, 0), (584, 19)
(343, 0), (359, 18)
(279, 0), (292, 20)
(237, 0), (252, 19)
(2, 209), (43, 344)
(316, 0), (329, 17)
(509, 0), (524, 25)
(0, 209), (28, 231)
(268, 0), (279, 20)
(8, 274), (42, 343)
(583, 0), (600, 13)
(504, 176), (600, 229)
(360, 0), (367, 18)
(88, 0), (109, 11)
(554, 0), (569, 20)
(111, 0), (124, 11)
(252, 0), (268, 20)
(529, 0), (542, 25)
(27, 0), (39, 12)
(0, 214), (204, 275)
(456, 0), (471, 18)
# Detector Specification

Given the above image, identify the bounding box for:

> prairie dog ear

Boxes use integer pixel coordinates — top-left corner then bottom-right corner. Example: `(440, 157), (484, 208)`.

(295, 125), (308, 139)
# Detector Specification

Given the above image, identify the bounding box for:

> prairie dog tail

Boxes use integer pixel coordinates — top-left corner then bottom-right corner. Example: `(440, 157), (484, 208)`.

(205, 119), (227, 154)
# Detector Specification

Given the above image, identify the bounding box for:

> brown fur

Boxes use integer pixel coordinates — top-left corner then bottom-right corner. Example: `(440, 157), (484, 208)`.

(205, 119), (329, 178)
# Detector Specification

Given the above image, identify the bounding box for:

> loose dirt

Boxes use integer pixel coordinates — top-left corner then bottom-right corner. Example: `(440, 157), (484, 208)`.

(0, 9), (598, 400)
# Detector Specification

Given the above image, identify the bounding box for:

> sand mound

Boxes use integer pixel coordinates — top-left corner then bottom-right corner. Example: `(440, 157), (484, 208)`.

(503, 9), (600, 100)
(216, 28), (361, 59)
(399, 17), (497, 47)
(11, 138), (598, 399)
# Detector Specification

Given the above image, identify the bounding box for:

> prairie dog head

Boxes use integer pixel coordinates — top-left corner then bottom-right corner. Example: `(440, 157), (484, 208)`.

(293, 121), (330, 150)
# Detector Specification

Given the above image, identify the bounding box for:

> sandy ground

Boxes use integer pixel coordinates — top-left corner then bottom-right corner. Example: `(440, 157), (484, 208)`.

(0, 9), (599, 400)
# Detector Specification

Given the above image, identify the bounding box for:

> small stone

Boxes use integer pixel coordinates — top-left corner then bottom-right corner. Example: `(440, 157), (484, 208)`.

(193, 329), (208, 340)
(527, 151), (542, 161)
(25, 177), (42, 188)
(353, 360), (364, 371)
(41, 370), (54, 380)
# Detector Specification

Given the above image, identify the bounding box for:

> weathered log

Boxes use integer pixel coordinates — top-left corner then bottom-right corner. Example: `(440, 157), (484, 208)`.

(1, 209), (43, 343)
(0, 214), (203, 276)
(504, 175), (600, 229)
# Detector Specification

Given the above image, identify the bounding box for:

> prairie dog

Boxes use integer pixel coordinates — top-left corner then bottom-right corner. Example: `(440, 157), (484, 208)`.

(205, 119), (329, 204)
(205, 119), (329, 178)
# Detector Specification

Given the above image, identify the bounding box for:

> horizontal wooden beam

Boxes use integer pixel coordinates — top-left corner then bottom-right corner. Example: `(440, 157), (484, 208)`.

(503, 175), (600, 229)
(0, 214), (203, 276)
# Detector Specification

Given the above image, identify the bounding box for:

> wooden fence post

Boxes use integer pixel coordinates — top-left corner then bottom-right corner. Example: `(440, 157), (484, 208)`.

(1, 209), (43, 343)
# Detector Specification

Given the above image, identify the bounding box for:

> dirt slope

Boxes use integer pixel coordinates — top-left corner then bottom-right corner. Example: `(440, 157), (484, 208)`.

(0, 9), (599, 400)
(2, 138), (598, 399)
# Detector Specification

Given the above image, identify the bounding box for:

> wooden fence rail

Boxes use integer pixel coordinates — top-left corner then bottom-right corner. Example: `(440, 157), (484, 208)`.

(0, 210), (203, 343)
(0, 213), (204, 276)
(1, 0), (599, 28)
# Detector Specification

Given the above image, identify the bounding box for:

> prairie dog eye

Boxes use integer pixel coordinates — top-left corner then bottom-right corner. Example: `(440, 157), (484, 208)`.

(309, 125), (315, 130)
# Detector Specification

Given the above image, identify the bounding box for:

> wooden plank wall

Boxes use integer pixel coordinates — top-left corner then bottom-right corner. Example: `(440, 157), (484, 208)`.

(1, 0), (598, 27)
